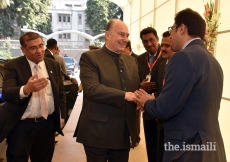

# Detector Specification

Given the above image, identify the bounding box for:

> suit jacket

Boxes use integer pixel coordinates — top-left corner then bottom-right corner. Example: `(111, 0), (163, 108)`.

(0, 56), (66, 142)
(144, 39), (226, 162)
(137, 45), (164, 120)
(45, 49), (70, 80)
(53, 54), (67, 75)
(157, 60), (167, 93)
(131, 52), (138, 59)
(74, 45), (140, 149)
(45, 49), (55, 59)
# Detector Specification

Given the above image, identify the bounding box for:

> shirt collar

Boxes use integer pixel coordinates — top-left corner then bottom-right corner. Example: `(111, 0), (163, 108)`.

(182, 38), (201, 49)
(48, 49), (54, 55)
(105, 44), (120, 54)
(148, 51), (157, 57)
(26, 58), (45, 70)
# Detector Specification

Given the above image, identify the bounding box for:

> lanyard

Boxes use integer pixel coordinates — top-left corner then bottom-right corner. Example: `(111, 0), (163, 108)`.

(146, 51), (162, 72)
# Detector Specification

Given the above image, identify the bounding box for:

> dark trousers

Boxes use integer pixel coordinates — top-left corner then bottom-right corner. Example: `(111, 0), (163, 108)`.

(6, 114), (56, 162)
(143, 119), (164, 162)
(83, 145), (130, 162)
(136, 110), (141, 143)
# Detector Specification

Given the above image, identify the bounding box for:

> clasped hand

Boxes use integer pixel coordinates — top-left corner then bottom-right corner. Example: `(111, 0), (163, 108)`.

(125, 89), (155, 112)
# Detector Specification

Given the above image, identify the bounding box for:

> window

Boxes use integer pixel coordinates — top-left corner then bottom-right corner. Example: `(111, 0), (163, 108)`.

(63, 16), (66, 22)
(59, 16), (61, 22)
(67, 16), (70, 22)
(67, 34), (71, 39)
(74, 5), (81, 7)
(78, 14), (82, 25)
(63, 33), (66, 39)
(59, 34), (62, 39)
(65, 4), (72, 7)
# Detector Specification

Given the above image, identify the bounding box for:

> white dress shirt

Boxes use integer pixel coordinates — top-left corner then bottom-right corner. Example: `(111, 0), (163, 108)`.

(20, 59), (55, 119)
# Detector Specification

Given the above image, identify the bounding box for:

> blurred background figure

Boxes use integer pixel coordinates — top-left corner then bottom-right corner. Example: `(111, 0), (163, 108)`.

(123, 41), (138, 58)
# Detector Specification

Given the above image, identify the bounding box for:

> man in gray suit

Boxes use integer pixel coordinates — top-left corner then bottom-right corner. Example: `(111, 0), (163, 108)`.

(45, 39), (77, 84)
(135, 8), (226, 162)
(53, 46), (67, 76)
(74, 19), (140, 162)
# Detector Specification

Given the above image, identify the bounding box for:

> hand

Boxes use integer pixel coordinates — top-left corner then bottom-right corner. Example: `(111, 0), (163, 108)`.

(141, 79), (157, 91)
(136, 103), (145, 112)
(125, 92), (136, 102)
(61, 118), (65, 129)
(135, 89), (155, 107)
(23, 74), (49, 95)
(70, 77), (78, 84)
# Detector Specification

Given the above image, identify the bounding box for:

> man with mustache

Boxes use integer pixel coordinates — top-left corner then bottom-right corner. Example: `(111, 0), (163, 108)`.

(158, 31), (175, 93)
(136, 27), (165, 162)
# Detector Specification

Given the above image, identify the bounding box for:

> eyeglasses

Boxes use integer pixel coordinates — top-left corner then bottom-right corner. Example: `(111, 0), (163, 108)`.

(168, 25), (178, 34)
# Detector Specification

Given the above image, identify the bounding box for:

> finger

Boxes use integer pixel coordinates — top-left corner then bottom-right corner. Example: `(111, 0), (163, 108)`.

(30, 74), (38, 80)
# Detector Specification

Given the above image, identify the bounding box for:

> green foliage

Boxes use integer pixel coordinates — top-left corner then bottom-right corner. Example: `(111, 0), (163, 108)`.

(0, 0), (52, 37)
(92, 39), (103, 47)
(85, 0), (123, 36)
(2, 37), (12, 54)
(0, 0), (10, 9)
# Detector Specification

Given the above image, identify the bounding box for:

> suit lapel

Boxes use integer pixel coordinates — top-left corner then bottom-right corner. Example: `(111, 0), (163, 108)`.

(20, 56), (32, 83)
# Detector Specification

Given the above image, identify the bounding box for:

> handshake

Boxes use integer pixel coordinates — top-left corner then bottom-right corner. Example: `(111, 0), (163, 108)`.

(125, 89), (155, 112)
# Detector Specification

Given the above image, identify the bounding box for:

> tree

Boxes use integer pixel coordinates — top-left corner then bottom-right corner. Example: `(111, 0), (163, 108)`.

(0, 0), (52, 37)
(85, 0), (123, 36)
(0, 0), (10, 9)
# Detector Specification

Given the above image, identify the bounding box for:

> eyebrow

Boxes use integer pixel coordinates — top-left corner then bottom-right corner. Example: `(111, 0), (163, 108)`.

(28, 43), (44, 48)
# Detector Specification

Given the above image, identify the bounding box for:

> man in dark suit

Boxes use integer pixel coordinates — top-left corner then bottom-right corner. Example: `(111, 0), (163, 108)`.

(1, 32), (66, 162)
(74, 19), (140, 162)
(135, 8), (226, 162)
(137, 27), (164, 162)
(45, 39), (78, 84)
(158, 31), (174, 93)
(123, 41), (138, 59)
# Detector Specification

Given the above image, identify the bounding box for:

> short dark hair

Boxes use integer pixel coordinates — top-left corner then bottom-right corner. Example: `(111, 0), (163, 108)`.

(46, 39), (57, 49)
(162, 31), (170, 37)
(140, 27), (158, 40)
(20, 32), (42, 48)
(125, 41), (132, 51)
(174, 8), (206, 39)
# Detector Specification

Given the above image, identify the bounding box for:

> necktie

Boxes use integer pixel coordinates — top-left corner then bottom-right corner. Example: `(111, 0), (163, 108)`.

(35, 64), (48, 119)
(149, 55), (155, 65)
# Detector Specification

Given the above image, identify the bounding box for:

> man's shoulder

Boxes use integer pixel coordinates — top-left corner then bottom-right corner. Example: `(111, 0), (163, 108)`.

(4, 56), (25, 66)
(137, 52), (147, 60)
(131, 52), (139, 58)
(53, 54), (64, 60)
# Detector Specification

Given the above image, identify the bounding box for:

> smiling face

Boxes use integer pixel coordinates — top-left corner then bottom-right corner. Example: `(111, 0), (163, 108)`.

(105, 20), (129, 53)
(141, 33), (159, 55)
(161, 36), (174, 59)
(21, 37), (45, 64)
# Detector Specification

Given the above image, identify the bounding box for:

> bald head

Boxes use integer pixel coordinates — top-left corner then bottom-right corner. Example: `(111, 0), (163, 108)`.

(105, 19), (129, 53)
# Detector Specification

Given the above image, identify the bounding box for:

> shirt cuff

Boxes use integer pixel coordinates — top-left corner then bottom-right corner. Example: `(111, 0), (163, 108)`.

(20, 86), (30, 98)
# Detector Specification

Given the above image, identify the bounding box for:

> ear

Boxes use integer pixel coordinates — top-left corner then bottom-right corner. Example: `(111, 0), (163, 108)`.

(179, 23), (187, 35)
(105, 31), (110, 40)
(21, 46), (26, 54)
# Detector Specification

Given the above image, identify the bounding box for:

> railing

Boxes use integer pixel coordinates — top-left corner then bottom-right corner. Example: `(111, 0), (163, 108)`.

(0, 40), (90, 49)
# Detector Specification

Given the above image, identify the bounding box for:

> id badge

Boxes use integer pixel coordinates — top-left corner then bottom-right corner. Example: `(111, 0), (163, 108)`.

(146, 74), (151, 82)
